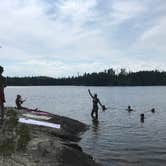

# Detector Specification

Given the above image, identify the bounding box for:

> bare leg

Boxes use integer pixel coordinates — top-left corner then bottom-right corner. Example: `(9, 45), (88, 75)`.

(91, 109), (95, 118)
(92, 107), (98, 120)
(0, 103), (4, 122)
(95, 110), (98, 120)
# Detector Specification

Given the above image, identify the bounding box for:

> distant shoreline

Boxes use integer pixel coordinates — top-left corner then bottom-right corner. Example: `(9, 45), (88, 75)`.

(6, 69), (166, 86)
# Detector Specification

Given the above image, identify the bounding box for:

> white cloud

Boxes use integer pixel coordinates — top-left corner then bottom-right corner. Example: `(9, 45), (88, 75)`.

(0, 0), (166, 77)
(57, 0), (97, 20)
(137, 16), (166, 54)
(109, 0), (146, 25)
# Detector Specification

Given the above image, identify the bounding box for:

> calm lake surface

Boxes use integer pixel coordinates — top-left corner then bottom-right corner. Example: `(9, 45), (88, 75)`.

(5, 86), (166, 166)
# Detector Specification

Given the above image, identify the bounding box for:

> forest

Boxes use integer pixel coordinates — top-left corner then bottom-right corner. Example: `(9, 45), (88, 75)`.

(7, 68), (166, 86)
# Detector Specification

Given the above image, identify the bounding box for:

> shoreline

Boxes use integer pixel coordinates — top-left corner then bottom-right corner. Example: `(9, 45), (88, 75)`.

(0, 107), (102, 166)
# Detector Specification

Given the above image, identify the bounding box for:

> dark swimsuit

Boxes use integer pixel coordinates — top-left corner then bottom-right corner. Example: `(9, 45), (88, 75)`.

(93, 97), (99, 110)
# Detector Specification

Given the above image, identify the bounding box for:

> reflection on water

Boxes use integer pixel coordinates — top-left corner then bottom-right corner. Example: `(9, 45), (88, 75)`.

(5, 86), (166, 166)
(92, 119), (99, 138)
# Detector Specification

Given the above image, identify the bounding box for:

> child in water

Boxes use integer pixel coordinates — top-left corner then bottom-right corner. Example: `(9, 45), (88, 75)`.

(127, 105), (134, 112)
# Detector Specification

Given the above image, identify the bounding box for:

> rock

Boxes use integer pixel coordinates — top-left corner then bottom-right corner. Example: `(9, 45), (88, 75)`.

(0, 107), (101, 166)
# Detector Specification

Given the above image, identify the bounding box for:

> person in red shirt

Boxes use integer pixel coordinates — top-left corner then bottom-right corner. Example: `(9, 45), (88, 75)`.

(0, 66), (7, 122)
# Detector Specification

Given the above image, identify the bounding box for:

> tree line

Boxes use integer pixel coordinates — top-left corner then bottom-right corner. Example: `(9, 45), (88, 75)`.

(6, 68), (166, 86)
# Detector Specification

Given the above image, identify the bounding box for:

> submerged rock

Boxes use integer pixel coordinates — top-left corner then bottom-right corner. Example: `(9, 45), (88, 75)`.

(0, 107), (101, 166)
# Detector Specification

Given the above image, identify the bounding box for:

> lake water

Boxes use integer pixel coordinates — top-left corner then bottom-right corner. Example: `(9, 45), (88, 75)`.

(5, 86), (166, 166)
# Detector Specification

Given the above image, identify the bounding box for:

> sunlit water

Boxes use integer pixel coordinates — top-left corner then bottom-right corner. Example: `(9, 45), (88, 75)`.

(5, 86), (166, 166)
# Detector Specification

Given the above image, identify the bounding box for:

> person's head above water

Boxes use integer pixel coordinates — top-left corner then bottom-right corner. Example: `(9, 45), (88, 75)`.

(0, 66), (4, 74)
(17, 94), (21, 99)
(127, 105), (134, 112)
(94, 94), (97, 98)
(151, 108), (155, 113)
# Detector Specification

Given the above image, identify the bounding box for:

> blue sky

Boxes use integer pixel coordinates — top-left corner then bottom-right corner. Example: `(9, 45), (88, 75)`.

(0, 0), (166, 77)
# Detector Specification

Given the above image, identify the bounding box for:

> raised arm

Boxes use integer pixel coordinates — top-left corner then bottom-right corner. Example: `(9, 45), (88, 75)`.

(88, 89), (94, 98)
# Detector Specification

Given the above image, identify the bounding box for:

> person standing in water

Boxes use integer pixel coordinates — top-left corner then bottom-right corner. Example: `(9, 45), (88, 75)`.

(88, 89), (105, 120)
(0, 66), (7, 122)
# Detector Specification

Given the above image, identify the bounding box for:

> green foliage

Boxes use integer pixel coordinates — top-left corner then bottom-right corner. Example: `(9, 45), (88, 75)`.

(0, 110), (31, 157)
(0, 139), (15, 156)
(17, 124), (31, 151)
(5, 110), (18, 128)
(0, 110), (18, 157)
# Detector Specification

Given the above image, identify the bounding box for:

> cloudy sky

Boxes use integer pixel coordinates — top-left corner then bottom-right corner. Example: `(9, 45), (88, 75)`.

(0, 0), (166, 77)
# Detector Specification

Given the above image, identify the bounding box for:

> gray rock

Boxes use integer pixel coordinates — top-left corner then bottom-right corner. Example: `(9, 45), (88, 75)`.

(0, 107), (101, 166)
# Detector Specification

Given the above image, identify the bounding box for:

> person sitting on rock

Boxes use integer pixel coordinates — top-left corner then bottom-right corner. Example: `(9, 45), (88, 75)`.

(15, 94), (26, 109)
(15, 94), (39, 113)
